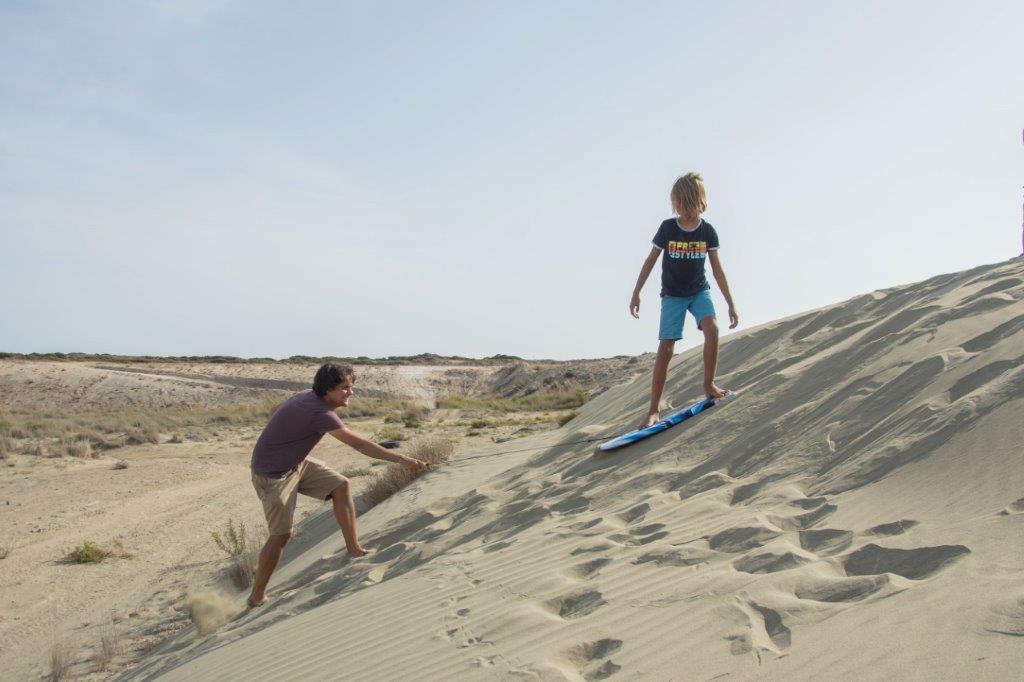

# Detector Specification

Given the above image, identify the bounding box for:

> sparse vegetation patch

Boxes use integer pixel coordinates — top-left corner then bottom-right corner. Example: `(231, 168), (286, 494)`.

(211, 519), (265, 590)
(364, 437), (454, 507)
(436, 388), (589, 412)
(66, 539), (132, 564)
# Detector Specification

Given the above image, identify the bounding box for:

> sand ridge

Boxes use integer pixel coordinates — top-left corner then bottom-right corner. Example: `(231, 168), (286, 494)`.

(114, 258), (1024, 680)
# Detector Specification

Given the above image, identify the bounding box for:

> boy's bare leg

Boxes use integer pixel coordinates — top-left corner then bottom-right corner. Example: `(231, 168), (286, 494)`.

(700, 316), (728, 398)
(330, 480), (367, 557)
(641, 339), (676, 427)
(248, 533), (291, 606)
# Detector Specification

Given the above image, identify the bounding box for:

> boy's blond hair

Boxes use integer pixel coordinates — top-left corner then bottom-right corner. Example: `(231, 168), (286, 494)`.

(670, 172), (707, 217)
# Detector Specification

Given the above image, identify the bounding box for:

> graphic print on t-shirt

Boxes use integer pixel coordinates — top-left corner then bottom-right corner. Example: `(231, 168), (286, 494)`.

(666, 240), (708, 259)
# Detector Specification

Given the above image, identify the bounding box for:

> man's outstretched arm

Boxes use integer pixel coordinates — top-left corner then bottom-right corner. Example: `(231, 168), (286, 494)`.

(329, 426), (427, 473)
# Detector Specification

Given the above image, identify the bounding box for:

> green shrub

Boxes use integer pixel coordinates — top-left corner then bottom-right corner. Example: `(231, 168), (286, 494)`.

(211, 520), (264, 590)
(66, 539), (130, 564)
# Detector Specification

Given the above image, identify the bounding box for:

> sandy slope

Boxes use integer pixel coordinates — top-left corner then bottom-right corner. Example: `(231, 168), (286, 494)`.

(123, 259), (1024, 680)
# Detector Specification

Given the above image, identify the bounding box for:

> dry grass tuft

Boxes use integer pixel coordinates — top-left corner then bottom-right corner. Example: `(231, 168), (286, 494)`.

(49, 635), (71, 681)
(63, 439), (94, 458)
(66, 539), (132, 564)
(211, 519), (264, 590)
(373, 425), (406, 442)
(113, 459), (129, 470)
(0, 542), (10, 560)
(364, 437), (454, 507)
(125, 424), (160, 445)
(96, 616), (123, 670)
(557, 411), (578, 427)
(341, 466), (374, 478)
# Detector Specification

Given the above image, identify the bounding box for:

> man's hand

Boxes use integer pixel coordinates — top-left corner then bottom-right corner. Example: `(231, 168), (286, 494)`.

(728, 307), (739, 329)
(630, 293), (641, 318)
(403, 457), (428, 474)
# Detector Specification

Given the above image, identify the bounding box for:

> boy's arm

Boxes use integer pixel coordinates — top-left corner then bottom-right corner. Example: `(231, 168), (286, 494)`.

(708, 250), (739, 329)
(630, 246), (662, 318)
(329, 426), (427, 473)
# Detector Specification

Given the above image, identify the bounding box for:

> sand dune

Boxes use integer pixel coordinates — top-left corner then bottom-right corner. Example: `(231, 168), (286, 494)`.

(122, 258), (1024, 680)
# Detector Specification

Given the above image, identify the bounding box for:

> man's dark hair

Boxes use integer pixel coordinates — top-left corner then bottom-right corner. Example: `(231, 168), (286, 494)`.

(312, 362), (355, 397)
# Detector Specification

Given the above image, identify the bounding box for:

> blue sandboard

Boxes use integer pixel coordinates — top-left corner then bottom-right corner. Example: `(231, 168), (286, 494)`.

(598, 391), (738, 451)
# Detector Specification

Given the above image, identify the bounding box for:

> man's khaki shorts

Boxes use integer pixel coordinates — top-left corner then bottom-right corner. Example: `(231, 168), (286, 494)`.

(251, 457), (346, 536)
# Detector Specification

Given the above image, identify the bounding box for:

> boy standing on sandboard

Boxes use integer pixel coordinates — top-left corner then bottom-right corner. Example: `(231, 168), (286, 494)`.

(629, 172), (739, 428)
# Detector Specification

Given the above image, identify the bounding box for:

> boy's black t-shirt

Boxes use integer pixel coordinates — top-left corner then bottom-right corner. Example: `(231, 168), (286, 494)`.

(652, 218), (720, 297)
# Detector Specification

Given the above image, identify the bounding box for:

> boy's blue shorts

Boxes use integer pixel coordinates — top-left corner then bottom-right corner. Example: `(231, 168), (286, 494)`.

(658, 289), (716, 341)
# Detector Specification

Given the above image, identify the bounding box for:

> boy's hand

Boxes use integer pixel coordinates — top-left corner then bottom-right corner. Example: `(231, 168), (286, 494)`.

(403, 457), (428, 474)
(629, 293), (641, 318)
(728, 307), (739, 329)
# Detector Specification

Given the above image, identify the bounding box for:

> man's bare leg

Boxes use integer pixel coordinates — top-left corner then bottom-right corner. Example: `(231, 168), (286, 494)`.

(641, 339), (676, 427)
(330, 480), (367, 557)
(248, 533), (291, 606)
(701, 316), (728, 399)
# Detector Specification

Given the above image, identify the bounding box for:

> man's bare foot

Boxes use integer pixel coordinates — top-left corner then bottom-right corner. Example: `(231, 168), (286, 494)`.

(246, 595), (268, 608)
(639, 412), (660, 429)
(347, 545), (368, 558)
(704, 384), (729, 399)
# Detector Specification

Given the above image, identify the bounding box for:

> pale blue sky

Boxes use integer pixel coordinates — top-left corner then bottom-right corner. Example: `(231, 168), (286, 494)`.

(2, 1), (1021, 359)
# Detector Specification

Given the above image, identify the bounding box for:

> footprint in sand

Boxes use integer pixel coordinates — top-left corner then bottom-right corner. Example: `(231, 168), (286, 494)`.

(863, 519), (920, 536)
(633, 547), (711, 568)
(729, 598), (791, 660)
(794, 575), (895, 603)
(998, 497), (1024, 516)
(767, 503), (837, 531)
(676, 471), (735, 499)
(544, 589), (606, 620)
(733, 549), (813, 574)
(441, 600), (489, 649)
(572, 539), (616, 556)
(608, 523), (668, 546)
(790, 496), (829, 510)
(842, 543), (970, 580)
(985, 595), (1024, 636)
(566, 557), (612, 580)
(708, 525), (781, 553)
(615, 502), (651, 524)
(551, 493), (591, 514)
(798, 528), (854, 555)
(563, 638), (624, 680)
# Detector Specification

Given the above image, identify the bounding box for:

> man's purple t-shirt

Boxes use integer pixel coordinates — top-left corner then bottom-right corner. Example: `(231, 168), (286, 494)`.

(251, 389), (344, 476)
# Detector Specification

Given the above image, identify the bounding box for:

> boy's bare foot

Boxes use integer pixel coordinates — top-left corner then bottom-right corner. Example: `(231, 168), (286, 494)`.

(704, 384), (729, 400)
(639, 412), (660, 429)
(246, 595), (268, 608)
(347, 545), (368, 557)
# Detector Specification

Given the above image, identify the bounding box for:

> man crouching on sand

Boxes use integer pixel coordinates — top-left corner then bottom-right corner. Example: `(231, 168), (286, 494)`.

(247, 362), (427, 607)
